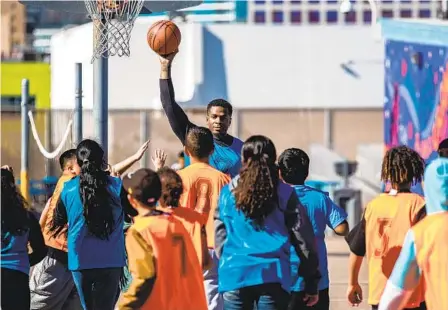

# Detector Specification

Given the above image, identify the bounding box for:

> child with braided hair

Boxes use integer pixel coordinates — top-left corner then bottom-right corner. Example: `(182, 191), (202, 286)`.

(346, 146), (427, 310)
(214, 135), (320, 310)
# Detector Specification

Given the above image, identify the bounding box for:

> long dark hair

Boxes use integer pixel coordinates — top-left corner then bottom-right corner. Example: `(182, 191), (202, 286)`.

(77, 139), (114, 240)
(233, 135), (279, 227)
(158, 167), (183, 208)
(1, 168), (29, 236)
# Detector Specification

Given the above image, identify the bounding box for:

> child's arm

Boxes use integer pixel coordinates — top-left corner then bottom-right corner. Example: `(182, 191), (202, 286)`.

(39, 198), (52, 230)
(28, 211), (47, 266)
(112, 140), (150, 175)
(118, 228), (156, 310)
(325, 196), (349, 236)
(345, 209), (367, 306)
(285, 192), (320, 300)
(151, 149), (167, 171)
(347, 253), (364, 306)
(214, 187), (229, 259)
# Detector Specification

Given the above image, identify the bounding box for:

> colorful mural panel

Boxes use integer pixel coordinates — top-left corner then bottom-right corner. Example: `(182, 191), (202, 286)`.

(384, 40), (448, 163)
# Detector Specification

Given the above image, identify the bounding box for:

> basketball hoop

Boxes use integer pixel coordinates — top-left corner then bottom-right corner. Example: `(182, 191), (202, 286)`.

(84, 0), (144, 62)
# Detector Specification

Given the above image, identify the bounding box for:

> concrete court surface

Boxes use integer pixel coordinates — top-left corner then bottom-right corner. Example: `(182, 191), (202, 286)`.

(326, 237), (370, 310)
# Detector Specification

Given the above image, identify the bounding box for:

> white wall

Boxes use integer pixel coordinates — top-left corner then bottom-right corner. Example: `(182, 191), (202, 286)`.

(51, 20), (384, 110)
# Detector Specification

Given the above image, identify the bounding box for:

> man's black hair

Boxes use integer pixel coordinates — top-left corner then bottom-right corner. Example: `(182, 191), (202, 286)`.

(439, 138), (448, 150)
(206, 99), (233, 116)
(277, 148), (310, 185)
(59, 149), (77, 170)
(438, 138), (448, 158)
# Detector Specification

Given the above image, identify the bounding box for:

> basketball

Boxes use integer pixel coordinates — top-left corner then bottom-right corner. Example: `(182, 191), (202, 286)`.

(147, 20), (181, 56)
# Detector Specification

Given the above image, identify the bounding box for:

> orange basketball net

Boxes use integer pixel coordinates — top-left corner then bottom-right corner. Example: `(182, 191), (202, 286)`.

(84, 0), (144, 62)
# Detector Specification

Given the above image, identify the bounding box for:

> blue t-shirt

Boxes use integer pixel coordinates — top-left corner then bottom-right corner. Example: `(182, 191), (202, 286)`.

(218, 178), (294, 293)
(184, 137), (243, 177)
(290, 185), (347, 291)
(1, 229), (30, 275)
(61, 176), (126, 271)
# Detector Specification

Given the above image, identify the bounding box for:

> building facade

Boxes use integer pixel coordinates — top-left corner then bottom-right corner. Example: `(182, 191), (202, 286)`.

(1, 0), (26, 59)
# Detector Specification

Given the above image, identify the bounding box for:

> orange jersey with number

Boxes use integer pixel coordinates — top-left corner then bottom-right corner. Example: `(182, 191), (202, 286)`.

(364, 193), (425, 306)
(178, 162), (231, 248)
(412, 212), (448, 310)
(157, 206), (212, 271)
(127, 212), (207, 310)
(42, 174), (72, 252)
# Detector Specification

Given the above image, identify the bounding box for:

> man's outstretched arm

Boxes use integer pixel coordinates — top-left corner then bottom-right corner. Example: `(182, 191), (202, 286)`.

(378, 230), (421, 310)
(159, 53), (196, 145)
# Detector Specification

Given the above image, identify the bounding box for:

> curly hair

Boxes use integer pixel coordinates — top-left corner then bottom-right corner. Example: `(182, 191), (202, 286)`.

(381, 145), (425, 186)
(77, 139), (115, 240)
(1, 168), (29, 236)
(158, 167), (183, 208)
(278, 148), (310, 185)
(233, 135), (278, 227)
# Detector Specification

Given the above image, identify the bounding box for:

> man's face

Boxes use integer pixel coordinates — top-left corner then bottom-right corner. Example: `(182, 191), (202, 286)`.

(206, 106), (231, 136)
(64, 159), (81, 177)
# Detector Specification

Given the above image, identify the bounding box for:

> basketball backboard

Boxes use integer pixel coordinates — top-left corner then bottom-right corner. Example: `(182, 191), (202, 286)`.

(19, 0), (203, 15)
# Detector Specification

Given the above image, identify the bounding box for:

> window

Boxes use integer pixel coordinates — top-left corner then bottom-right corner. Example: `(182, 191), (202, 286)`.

(308, 10), (320, 23)
(382, 10), (394, 18)
(272, 0), (283, 3)
(345, 11), (356, 24)
(400, 9), (412, 18)
(363, 10), (372, 23)
(326, 10), (338, 23)
(290, 0), (301, 3)
(255, 11), (266, 23)
(273, 10), (284, 23)
(291, 11), (302, 23)
(419, 9), (431, 18)
(255, 0), (266, 4)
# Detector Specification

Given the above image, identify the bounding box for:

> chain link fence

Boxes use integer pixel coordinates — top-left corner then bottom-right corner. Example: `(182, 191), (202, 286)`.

(1, 107), (384, 183)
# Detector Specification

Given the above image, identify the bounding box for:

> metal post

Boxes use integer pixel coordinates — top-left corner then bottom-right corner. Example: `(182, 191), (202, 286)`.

(140, 111), (149, 168)
(20, 79), (30, 202)
(232, 108), (241, 138)
(74, 63), (83, 145)
(45, 109), (53, 177)
(324, 108), (333, 150)
(93, 20), (109, 160)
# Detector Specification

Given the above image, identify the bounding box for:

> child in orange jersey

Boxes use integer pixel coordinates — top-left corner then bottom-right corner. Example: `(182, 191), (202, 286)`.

(177, 126), (231, 310)
(119, 168), (207, 310)
(346, 146), (427, 310)
(379, 157), (448, 310)
(157, 167), (212, 270)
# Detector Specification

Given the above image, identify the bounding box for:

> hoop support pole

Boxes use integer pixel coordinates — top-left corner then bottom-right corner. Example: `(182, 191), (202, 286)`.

(74, 63), (83, 145)
(20, 79), (30, 202)
(93, 18), (109, 160)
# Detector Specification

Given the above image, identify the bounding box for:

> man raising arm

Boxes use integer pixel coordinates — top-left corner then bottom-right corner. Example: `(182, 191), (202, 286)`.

(159, 52), (243, 177)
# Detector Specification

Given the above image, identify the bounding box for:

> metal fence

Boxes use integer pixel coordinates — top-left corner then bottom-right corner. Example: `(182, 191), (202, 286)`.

(1, 107), (384, 183)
